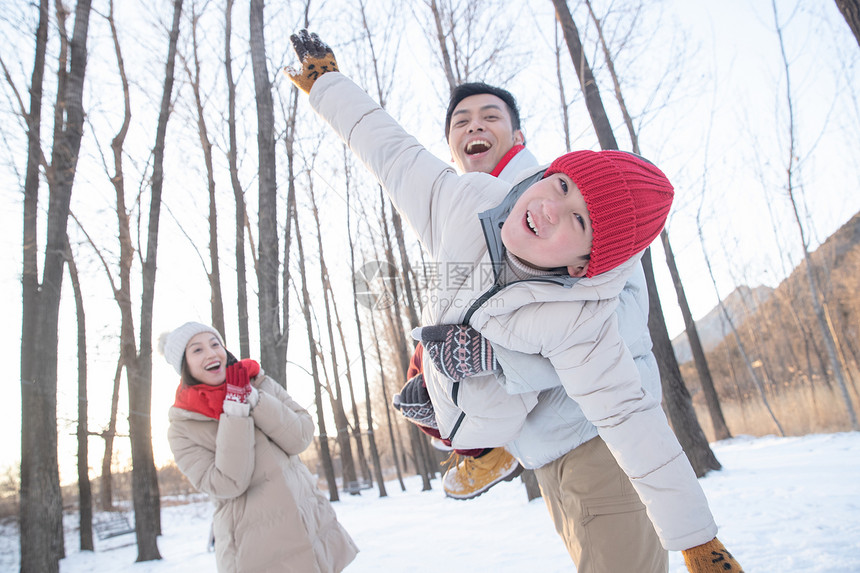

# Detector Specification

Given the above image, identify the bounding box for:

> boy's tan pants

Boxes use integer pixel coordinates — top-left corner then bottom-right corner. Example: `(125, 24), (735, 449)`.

(534, 436), (669, 573)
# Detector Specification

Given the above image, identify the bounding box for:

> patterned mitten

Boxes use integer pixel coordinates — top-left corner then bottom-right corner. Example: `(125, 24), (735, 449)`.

(682, 538), (744, 573)
(285, 29), (339, 93)
(414, 324), (499, 382)
(393, 373), (437, 429)
(223, 361), (252, 416)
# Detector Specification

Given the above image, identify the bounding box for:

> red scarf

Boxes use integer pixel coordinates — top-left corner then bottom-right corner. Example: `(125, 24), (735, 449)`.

(173, 382), (226, 419)
(489, 144), (526, 178)
(173, 359), (261, 419)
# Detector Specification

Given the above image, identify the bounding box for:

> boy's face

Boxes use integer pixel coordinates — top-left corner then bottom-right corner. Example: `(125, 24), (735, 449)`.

(448, 93), (524, 174)
(501, 173), (593, 277)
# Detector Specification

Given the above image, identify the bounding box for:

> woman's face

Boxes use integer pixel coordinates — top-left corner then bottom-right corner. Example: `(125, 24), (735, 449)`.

(184, 332), (227, 386)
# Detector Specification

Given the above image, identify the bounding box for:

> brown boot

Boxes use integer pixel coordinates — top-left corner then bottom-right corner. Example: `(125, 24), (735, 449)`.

(442, 448), (523, 500)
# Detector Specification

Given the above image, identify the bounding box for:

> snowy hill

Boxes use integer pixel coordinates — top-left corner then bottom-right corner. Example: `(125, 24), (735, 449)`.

(671, 285), (773, 364)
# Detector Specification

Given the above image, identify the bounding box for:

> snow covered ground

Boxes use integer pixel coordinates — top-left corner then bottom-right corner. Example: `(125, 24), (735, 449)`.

(1, 432), (858, 572)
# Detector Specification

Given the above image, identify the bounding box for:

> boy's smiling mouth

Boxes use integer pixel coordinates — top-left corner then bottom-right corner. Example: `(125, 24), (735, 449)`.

(526, 211), (539, 236)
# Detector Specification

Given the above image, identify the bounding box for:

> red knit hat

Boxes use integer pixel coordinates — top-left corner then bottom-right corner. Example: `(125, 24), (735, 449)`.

(543, 150), (674, 277)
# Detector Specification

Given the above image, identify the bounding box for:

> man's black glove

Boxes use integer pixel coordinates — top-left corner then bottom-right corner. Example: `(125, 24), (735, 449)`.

(413, 324), (499, 382)
(392, 373), (437, 429)
(285, 29), (339, 94)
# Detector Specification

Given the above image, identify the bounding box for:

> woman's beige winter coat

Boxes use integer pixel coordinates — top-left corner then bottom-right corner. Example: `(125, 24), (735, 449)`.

(168, 374), (358, 572)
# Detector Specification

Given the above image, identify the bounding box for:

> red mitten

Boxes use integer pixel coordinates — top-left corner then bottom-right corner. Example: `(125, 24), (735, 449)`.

(225, 361), (252, 404)
(237, 358), (260, 379)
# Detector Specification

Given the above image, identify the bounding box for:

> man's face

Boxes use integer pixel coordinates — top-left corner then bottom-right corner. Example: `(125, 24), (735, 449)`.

(501, 173), (593, 277)
(447, 93), (524, 174)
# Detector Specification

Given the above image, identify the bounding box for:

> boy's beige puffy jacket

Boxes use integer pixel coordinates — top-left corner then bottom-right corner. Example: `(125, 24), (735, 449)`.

(168, 374), (358, 573)
(309, 71), (717, 552)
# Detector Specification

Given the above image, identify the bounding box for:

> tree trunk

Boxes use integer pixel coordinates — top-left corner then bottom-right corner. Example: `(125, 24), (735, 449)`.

(553, 0), (720, 474)
(250, 0), (286, 384)
(21, 1), (91, 570)
(99, 0), (130, 515)
(19, 2), (51, 571)
(308, 190), (358, 493)
(643, 250), (721, 476)
(225, 0), (250, 358)
(292, 199), (339, 501)
(67, 240), (93, 551)
(130, 0), (186, 561)
(835, 0), (860, 47)
(346, 179), (388, 497)
(186, 0), (225, 337)
(661, 233), (731, 440)
(379, 194), (432, 490)
(100, 358), (123, 511)
(369, 311), (407, 492)
(551, 0), (617, 150)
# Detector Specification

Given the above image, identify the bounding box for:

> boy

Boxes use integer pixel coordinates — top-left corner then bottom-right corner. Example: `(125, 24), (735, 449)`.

(286, 30), (743, 573)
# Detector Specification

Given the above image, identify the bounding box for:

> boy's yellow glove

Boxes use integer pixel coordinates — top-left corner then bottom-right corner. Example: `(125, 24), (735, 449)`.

(285, 29), (338, 94)
(682, 537), (744, 572)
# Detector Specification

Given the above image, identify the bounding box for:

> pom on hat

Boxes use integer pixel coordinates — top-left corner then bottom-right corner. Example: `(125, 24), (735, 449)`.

(160, 322), (224, 375)
(543, 150), (674, 277)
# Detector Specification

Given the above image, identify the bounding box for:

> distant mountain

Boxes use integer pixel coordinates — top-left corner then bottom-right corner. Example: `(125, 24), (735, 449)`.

(671, 285), (774, 364)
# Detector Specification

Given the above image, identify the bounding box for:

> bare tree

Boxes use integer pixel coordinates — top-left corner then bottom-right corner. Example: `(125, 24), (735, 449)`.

(183, 0), (226, 336)
(291, 194), (339, 501)
(420, 0), (522, 90)
(308, 181), (358, 492)
(552, 0), (720, 475)
(224, 0), (251, 358)
(128, 0), (186, 560)
(345, 155), (387, 496)
(772, 0), (858, 429)
(368, 302), (407, 491)
(100, 357), (123, 510)
(66, 239), (93, 551)
(250, 0), (287, 384)
(17, 1), (91, 569)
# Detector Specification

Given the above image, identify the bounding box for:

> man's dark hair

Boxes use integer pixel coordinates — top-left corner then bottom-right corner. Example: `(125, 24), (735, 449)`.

(445, 82), (521, 141)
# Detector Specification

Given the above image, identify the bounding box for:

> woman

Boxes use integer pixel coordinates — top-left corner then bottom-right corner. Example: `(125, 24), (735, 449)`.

(161, 321), (358, 572)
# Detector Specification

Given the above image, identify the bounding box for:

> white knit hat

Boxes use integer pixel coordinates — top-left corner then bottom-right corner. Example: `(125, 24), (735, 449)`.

(157, 322), (224, 374)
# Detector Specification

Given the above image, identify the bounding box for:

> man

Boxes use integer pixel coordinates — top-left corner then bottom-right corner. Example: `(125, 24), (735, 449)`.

(288, 30), (743, 573)
(424, 82), (671, 572)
